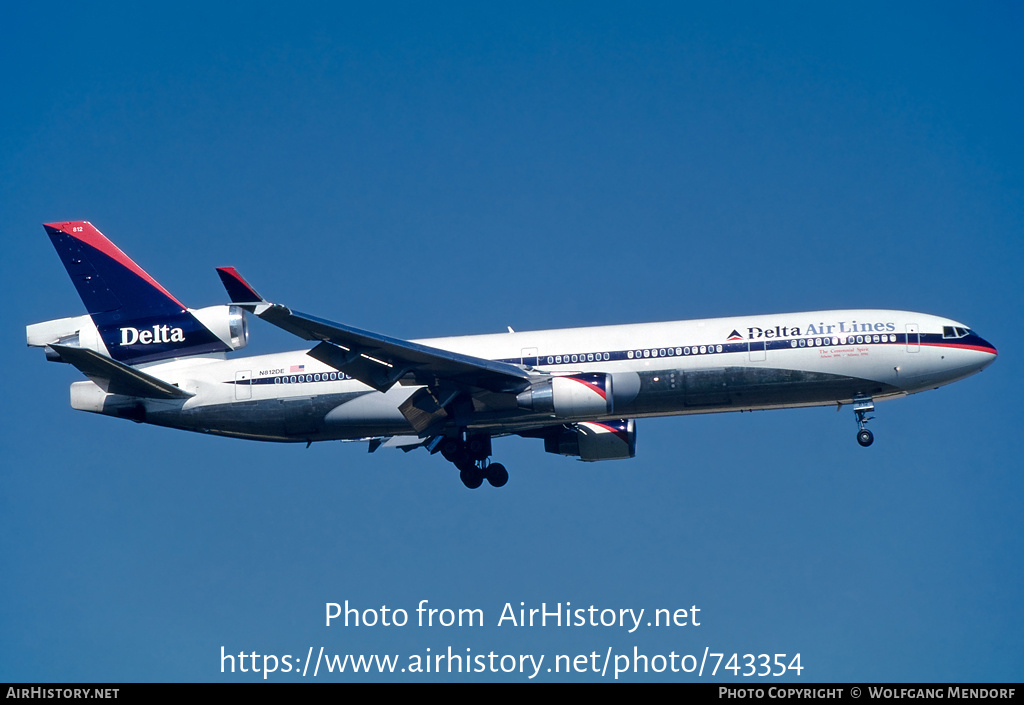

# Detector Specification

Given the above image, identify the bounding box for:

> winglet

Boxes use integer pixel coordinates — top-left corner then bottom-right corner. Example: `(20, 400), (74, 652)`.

(216, 267), (268, 312)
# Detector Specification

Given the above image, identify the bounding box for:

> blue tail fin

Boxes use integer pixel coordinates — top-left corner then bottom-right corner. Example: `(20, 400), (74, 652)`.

(44, 221), (233, 365)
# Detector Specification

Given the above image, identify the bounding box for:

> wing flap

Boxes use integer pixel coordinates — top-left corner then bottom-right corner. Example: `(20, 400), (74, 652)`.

(307, 340), (414, 393)
(50, 344), (194, 399)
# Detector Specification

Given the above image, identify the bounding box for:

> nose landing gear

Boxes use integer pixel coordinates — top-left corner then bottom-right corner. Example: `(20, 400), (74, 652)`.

(853, 396), (875, 447)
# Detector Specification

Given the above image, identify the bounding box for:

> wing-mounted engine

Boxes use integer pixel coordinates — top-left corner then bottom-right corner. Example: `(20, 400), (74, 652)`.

(516, 372), (641, 419)
(516, 373), (612, 417)
(543, 419), (637, 461)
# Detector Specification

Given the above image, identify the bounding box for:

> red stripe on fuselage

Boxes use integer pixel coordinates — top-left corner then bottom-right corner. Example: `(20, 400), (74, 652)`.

(921, 341), (998, 355)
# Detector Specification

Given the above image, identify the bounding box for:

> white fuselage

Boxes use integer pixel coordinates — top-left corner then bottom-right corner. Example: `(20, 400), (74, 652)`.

(67, 309), (996, 443)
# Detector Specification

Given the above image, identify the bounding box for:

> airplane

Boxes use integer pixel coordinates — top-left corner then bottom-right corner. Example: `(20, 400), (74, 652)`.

(28, 221), (998, 489)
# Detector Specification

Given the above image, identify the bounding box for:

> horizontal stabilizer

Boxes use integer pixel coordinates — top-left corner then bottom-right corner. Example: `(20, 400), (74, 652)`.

(50, 344), (194, 399)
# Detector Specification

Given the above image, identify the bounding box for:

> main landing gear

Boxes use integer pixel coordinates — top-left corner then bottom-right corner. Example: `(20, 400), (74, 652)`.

(439, 434), (508, 489)
(853, 395), (875, 447)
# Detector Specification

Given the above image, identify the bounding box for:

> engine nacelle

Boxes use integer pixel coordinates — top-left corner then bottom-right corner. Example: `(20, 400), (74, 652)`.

(28, 305), (249, 362)
(27, 314), (110, 360)
(544, 419), (637, 461)
(517, 373), (614, 418)
(190, 305), (249, 351)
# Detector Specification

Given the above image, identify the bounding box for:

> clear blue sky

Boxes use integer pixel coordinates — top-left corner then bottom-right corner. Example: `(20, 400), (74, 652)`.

(2, 1), (1021, 682)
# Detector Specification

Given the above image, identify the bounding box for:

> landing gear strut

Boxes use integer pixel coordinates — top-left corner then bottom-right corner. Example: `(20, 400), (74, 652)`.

(440, 434), (508, 489)
(853, 395), (875, 447)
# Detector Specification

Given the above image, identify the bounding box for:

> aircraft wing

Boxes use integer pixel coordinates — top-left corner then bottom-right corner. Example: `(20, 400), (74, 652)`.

(49, 344), (195, 399)
(216, 267), (534, 394)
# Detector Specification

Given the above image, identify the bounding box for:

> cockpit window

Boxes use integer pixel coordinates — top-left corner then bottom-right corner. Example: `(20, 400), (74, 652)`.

(943, 326), (970, 339)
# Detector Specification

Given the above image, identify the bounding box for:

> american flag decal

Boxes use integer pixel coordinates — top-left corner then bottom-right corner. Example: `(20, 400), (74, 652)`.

(290, 364), (305, 373)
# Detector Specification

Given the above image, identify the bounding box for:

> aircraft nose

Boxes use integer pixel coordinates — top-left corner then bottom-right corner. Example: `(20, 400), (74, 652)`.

(970, 334), (995, 360)
(971, 333), (998, 368)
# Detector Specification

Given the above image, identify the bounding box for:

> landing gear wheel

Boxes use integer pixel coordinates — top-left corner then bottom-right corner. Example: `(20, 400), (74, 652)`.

(857, 428), (874, 447)
(486, 463), (508, 488)
(440, 438), (462, 462)
(444, 433), (505, 488)
(460, 467), (484, 489)
(852, 396), (876, 448)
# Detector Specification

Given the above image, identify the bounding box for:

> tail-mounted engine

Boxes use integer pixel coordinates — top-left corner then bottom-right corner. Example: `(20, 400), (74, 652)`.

(544, 419), (637, 461)
(27, 305), (249, 363)
(27, 314), (107, 362)
(190, 305), (249, 352)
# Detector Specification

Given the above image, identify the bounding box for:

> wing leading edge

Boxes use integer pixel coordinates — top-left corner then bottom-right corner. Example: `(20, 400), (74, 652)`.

(215, 267), (535, 395)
